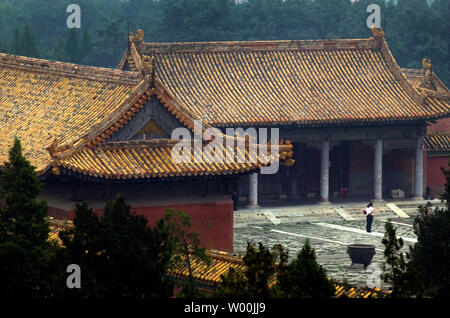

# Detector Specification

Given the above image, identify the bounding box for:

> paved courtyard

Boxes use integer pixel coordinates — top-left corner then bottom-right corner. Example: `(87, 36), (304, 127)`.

(234, 217), (417, 290)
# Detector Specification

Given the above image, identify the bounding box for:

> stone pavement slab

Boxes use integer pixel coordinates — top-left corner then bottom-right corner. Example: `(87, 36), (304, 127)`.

(386, 203), (410, 218)
(314, 222), (417, 243)
(234, 218), (417, 289)
(335, 207), (355, 221)
(263, 210), (281, 225)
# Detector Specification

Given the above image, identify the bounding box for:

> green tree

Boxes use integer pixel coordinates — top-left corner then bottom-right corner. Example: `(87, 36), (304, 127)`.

(381, 220), (414, 297)
(381, 163), (450, 298)
(79, 30), (93, 62)
(65, 28), (80, 63)
(163, 208), (210, 298)
(215, 240), (334, 298)
(408, 164), (450, 297)
(21, 25), (39, 58)
(53, 37), (69, 62)
(0, 138), (55, 297)
(58, 196), (175, 298)
(275, 239), (335, 298)
(214, 242), (281, 298)
(10, 28), (21, 55)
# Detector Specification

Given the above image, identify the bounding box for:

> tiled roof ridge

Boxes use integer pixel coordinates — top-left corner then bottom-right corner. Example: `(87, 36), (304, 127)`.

(426, 131), (450, 136)
(153, 78), (203, 131)
(0, 53), (142, 85)
(401, 67), (449, 92)
(424, 133), (450, 152)
(80, 77), (207, 150)
(141, 38), (374, 54)
(96, 138), (178, 149)
(401, 67), (425, 79)
(377, 38), (427, 107)
(83, 79), (153, 148)
(416, 87), (450, 100)
(95, 137), (293, 155)
(40, 79), (153, 167)
(206, 250), (245, 265)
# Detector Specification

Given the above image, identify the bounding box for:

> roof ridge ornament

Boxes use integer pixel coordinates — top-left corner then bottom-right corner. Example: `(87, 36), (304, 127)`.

(46, 137), (75, 158)
(129, 28), (144, 43)
(420, 57), (437, 91)
(370, 26), (385, 50)
(142, 55), (154, 79)
(370, 26), (385, 39)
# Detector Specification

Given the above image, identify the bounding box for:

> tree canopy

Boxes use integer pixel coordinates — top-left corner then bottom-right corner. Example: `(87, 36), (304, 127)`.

(382, 163), (450, 298)
(0, 0), (447, 85)
(0, 138), (54, 297)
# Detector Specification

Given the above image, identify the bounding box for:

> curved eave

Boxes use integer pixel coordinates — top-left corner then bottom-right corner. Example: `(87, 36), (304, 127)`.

(53, 166), (260, 183)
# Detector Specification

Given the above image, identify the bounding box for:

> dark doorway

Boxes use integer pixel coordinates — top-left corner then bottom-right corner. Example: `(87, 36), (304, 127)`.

(330, 141), (350, 198)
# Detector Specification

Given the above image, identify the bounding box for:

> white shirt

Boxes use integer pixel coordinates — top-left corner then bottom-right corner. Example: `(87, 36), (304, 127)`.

(366, 206), (374, 215)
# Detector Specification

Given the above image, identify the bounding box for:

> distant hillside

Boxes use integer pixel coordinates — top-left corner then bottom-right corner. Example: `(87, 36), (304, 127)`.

(0, 0), (447, 85)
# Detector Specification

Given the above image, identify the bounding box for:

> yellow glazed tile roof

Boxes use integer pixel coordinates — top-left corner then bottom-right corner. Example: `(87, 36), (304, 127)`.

(0, 53), (142, 173)
(401, 67), (449, 120)
(167, 250), (246, 287)
(126, 29), (450, 127)
(48, 218), (73, 246)
(2, 29), (449, 179)
(402, 67), (449, 93)
(424, 133), (450, 152)
(55, 139), (292, 179)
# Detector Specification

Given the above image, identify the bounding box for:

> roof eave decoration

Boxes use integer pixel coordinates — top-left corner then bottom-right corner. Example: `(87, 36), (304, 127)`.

(47, 138), (294, 180)
(80, 77), (203, 150)
(424, 133), (450, 153)
(373, 28), (427, 107)
(419, 58), (438, 91)
(83, 79), (153, 148)
(369, 26), (385, 51)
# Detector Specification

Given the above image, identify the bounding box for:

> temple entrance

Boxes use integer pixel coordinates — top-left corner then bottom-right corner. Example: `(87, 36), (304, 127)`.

(238, 136), (421, 207)
(330, 141), (350, 198)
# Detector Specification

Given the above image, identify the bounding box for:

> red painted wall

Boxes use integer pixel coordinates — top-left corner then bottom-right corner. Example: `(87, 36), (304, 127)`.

(48, 201), (234, 253)
(427, 156), (449, 197)
(426, 119), (449, 196)
(427, 118), (450, 134)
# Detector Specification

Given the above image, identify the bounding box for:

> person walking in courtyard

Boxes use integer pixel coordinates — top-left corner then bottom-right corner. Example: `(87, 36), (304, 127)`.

(365, 202), (374, 233)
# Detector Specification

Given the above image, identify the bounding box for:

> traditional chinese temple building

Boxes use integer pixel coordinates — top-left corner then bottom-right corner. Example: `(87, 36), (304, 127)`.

(1, 27), (449, 251)
(120, 27), (449, 204)
(401, 67), (450, 198)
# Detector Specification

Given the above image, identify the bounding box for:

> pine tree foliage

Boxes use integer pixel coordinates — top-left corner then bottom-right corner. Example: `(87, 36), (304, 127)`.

(382, 162), (450, 298)
(215, 240), (334, 298)
(58, 196), (175, 298)
(0, 138), (53, 297)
